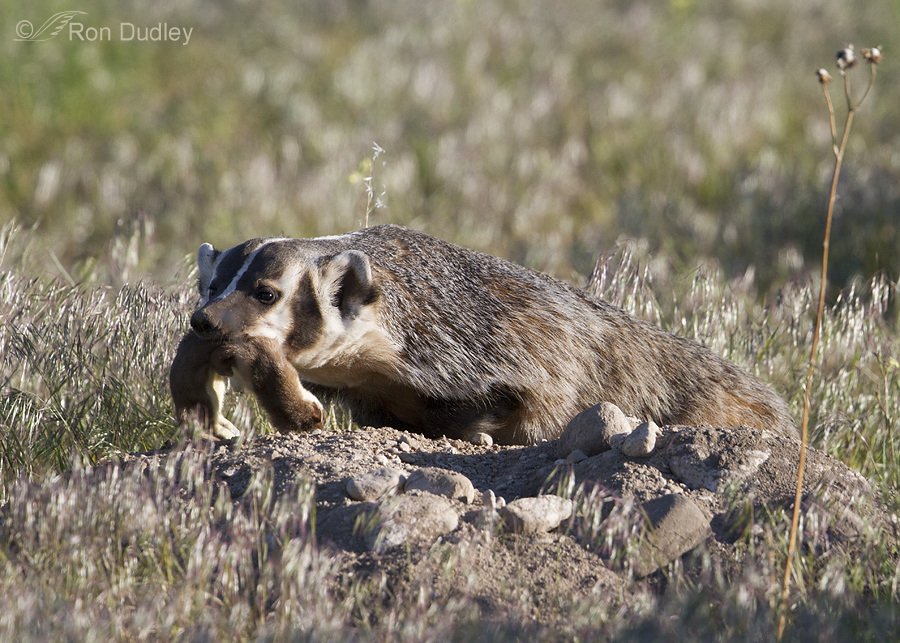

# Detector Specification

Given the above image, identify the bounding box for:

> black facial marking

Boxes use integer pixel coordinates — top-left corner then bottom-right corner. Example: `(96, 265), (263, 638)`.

(286, 272), (323, 351)
(210, 243), (258, 291)
(236, 244), (289, 293)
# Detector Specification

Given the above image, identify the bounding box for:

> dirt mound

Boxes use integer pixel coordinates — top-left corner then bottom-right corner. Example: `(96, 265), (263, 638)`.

(120, 424), (888, 625)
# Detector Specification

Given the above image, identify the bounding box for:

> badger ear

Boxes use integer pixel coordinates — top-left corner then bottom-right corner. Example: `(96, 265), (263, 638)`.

(197, 243), (219, 296)
(322, 250), (379, 320)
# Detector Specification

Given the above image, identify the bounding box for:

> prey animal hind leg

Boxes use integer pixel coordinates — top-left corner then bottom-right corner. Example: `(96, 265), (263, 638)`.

(169, 331), (240, 440)
(170, 333), (325, 438)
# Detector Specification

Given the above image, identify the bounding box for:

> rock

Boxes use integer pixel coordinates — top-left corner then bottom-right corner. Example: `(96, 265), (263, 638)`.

(482, 489), (507, 509)
(557, 401), (633, 458)
(471, 432), (494, 447)
(667, 427), (773, 492)
(404, 467), (477, 504)
(346, 467), (405, 501)
(665, 426), (872, 502)
(399, 433), (419, 449)
(633, 494), (711, 577)
(365, 492), (459, 551)
(621, 421), (659, 458)
(566, 449), (588, 464)
(499, 495), (573, 534)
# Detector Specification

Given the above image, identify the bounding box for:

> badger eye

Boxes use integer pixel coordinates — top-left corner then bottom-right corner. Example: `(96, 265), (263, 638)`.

(256, 289), (277, 304)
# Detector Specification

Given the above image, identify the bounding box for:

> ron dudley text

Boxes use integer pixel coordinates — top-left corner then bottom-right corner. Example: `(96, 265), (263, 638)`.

(69, 22), (194, 45)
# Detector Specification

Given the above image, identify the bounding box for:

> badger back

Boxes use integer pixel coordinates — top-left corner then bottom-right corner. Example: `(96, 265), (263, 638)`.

(341, 225), (614, 400)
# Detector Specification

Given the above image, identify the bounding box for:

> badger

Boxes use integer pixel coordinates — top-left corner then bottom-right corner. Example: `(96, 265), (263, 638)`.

(170, 224), (795, 444)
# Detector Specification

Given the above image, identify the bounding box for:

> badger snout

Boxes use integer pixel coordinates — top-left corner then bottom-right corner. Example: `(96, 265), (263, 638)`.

(190, 308), (220, 338)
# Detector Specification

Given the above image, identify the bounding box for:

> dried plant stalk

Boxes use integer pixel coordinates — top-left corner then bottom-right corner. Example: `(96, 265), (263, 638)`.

(778, 44), (880, 640)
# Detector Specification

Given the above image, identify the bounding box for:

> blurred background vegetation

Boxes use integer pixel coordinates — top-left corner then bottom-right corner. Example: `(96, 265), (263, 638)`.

(1, 0), (897, 293)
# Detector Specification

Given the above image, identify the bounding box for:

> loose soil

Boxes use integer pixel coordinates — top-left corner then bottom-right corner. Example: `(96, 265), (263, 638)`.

(119, 424), (891, 627)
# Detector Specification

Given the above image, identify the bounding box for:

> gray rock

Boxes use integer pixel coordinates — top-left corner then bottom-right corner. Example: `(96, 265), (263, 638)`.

(634, 493), (711, 577)
(481, 489), (507, 509)
(566, 449), (588, 464)
(365, 492), (459, 551)
(664, 426), (872, 503)
(621, 420), (659, 458)
(500, 495), (573, 534)
(558, 401), (633, 458)
(346, 467), (405, 501)
(471, 432), (494, 447)
(667, 427), (772, 492)
(404, 467), (477, 503)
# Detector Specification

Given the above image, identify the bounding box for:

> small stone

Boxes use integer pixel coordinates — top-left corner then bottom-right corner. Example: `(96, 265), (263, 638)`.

(404, 467), (477, 504)
(346, 468), (405, 501)
(471, 432), (494, 447)
(365, 493), (459, 552)
(633, 494), (711, 577)
(398, 441), (412, 453)
(374, 453), (390, 467)
(621, 421), (659, 457)
(557, 401), (633, 458)
(566, 449), (588, 464)
(499, 495), (573, 534)
(479, 490), (506, 509)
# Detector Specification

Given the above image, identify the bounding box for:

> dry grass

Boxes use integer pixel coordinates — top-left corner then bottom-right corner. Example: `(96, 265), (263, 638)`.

(1, 0), (898, 637)
(1, 223), (898, 639)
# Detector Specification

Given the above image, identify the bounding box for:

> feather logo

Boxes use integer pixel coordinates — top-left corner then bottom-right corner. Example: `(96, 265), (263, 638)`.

(15, 11), (86, 41)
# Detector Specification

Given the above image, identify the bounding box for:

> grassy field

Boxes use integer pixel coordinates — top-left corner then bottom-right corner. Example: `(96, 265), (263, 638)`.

(1, 221), (898, 639)
(1, 0), (899, 638)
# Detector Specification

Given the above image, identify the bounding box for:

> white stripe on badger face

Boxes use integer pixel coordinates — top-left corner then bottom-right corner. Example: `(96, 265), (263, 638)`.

(209, 238), (288, 303)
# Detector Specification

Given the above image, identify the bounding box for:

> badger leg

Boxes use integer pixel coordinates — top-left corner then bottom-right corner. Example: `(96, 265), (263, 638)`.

(231, 337), (325, 433)
(422, 386), (524, 444)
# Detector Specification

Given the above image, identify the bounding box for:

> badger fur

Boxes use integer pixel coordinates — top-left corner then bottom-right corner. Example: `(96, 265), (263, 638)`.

(170, 224), (795, 444)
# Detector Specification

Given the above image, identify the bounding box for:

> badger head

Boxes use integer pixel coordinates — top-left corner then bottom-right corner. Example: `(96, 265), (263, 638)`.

(190, 237), (391, 377)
